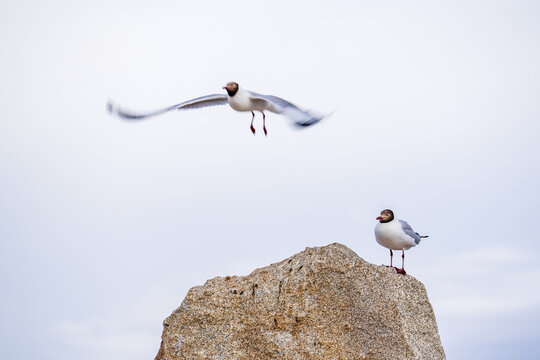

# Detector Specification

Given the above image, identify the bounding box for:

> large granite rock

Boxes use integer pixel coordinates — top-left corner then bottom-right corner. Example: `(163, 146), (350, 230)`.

(155, 243), (445, 360)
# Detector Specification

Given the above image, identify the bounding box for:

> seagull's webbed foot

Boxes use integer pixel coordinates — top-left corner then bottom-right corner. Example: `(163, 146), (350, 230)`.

(396, 268), (407, 275)
(250, 125), (256, 135)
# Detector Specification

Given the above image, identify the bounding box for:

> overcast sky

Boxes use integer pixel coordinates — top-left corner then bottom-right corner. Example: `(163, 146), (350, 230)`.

(1, 1), (539, 359)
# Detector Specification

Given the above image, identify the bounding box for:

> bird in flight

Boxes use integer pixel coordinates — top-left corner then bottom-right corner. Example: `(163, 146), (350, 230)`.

(374, 209), (429, 275)
(107, 82), (330, 135)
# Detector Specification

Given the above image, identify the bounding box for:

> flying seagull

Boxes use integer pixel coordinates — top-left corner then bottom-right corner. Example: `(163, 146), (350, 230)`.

(107, 82), (330, 135)
(374, 209), (428, 275)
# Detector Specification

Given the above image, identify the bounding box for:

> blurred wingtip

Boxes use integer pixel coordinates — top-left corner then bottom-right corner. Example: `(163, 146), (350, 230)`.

(106, 99), (115, 114)
(293, 108), (336, 128)
(105, 99), (147, 121)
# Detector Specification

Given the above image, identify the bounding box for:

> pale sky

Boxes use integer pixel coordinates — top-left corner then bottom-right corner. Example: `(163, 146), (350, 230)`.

(1, 1), (540, 359)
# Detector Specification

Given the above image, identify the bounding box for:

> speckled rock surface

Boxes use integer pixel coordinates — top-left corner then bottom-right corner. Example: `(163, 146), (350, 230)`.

(155, 243), (445, 360)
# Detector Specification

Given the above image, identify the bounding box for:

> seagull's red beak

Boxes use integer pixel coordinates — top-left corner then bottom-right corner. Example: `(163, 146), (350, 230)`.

(376, 216), (382, 220)
(223, 86), (228, 90)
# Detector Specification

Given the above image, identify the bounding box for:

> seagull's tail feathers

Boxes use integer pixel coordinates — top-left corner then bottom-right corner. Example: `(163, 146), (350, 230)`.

(414, 233), (428, 245)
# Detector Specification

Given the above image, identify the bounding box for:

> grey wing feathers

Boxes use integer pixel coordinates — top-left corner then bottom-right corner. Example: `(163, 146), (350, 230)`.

(173, 94), (228, 110)
(107, 94), (228, 120)
(250, 93), (327, 127)
(398, 219), (422, 245)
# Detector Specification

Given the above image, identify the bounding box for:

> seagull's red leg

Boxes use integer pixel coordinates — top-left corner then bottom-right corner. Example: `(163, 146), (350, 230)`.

(262, 112), (267, 136)
(396, 250), (407, 275)
(250, 111), (256, 135)
(389, 249), (393, 267)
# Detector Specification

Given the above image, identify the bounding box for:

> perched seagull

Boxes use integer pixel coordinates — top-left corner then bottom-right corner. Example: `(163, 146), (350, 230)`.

(107, 82), (329, 135)
(374, 209), (428, 275)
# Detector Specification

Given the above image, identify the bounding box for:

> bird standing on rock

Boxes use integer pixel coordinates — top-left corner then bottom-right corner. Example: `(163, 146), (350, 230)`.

(374, 209), (428, 275)
(107, 82), (330, 135)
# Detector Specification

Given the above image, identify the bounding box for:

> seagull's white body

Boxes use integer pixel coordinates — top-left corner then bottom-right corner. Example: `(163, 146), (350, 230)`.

(374, 219), (419, 250)
(228, 86), (265, 112)
(107, 82), (328, 134)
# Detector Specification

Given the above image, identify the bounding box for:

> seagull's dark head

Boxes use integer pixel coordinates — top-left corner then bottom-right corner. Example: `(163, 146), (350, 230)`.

(223, 82), (239, 97)
(376, 209), (394, 223)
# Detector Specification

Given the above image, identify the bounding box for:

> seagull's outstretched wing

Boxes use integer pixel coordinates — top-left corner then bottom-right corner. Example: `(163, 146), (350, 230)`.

(107, 94), (228, 120)
(249, 92), (329, 127)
